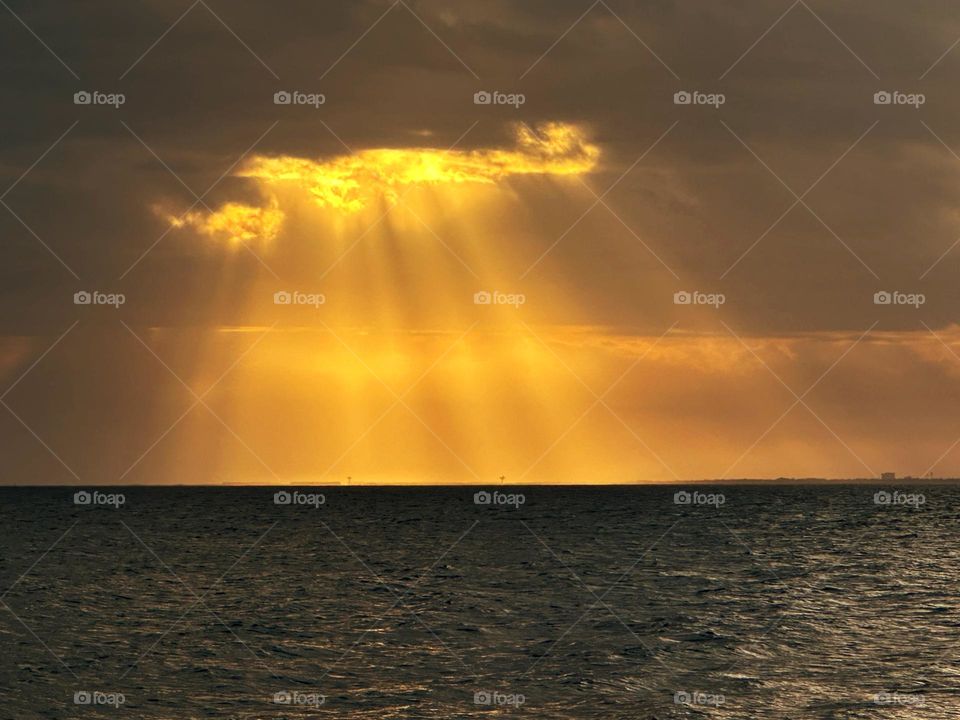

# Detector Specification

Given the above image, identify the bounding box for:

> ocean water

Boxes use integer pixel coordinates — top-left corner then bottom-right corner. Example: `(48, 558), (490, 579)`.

(0, 485), (957, 719)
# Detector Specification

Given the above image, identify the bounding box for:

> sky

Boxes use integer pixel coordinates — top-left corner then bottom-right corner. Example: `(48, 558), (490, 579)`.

(2, 0), (960, 484)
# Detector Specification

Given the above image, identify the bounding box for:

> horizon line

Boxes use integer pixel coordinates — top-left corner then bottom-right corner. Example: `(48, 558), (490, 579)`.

(3, 477), (956, 488)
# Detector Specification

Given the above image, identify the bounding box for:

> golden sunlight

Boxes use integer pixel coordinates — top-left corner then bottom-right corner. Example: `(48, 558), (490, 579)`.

(150, 121), (635, 485)
(167, 197), (284, 247)
(236, 122), (599, 212)
(160, 123), (600, 250)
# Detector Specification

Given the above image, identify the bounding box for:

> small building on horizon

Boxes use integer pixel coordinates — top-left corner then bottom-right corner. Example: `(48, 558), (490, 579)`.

(880, 471), (896, 481)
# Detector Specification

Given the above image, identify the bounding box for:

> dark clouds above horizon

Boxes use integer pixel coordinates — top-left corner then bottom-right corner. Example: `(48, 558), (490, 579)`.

(1, 0), (960, 333)
(4, 1), (960, 483)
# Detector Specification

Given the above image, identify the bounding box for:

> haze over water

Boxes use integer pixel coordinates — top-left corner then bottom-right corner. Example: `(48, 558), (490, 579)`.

(1, 485), (956, 718)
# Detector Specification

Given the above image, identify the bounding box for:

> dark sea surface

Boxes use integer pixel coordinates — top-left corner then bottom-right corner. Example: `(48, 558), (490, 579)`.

(1, 485), (958, 719)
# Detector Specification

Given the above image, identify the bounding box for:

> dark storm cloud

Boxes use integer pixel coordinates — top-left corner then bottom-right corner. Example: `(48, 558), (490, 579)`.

(1, 0), (960, 335)
(3, 1), (960, 484)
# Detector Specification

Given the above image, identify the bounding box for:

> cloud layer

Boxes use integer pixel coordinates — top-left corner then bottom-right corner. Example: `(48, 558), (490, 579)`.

(2, 0), (960, 482)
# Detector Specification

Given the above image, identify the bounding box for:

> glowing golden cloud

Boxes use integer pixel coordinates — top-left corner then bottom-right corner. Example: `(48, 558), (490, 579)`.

(163, 122), (598, 246)
(236, 122), (599, 212)
(168, 197), (283, 247)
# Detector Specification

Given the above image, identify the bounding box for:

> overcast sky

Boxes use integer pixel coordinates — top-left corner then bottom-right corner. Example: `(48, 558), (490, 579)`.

(2, 0), (960, 484)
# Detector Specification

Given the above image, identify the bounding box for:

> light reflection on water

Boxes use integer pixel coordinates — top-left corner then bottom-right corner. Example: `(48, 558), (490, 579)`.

(1, 485), (957, 718)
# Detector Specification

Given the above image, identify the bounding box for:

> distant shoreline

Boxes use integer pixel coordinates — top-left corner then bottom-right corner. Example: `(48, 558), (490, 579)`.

(3, 478), (958, 488)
